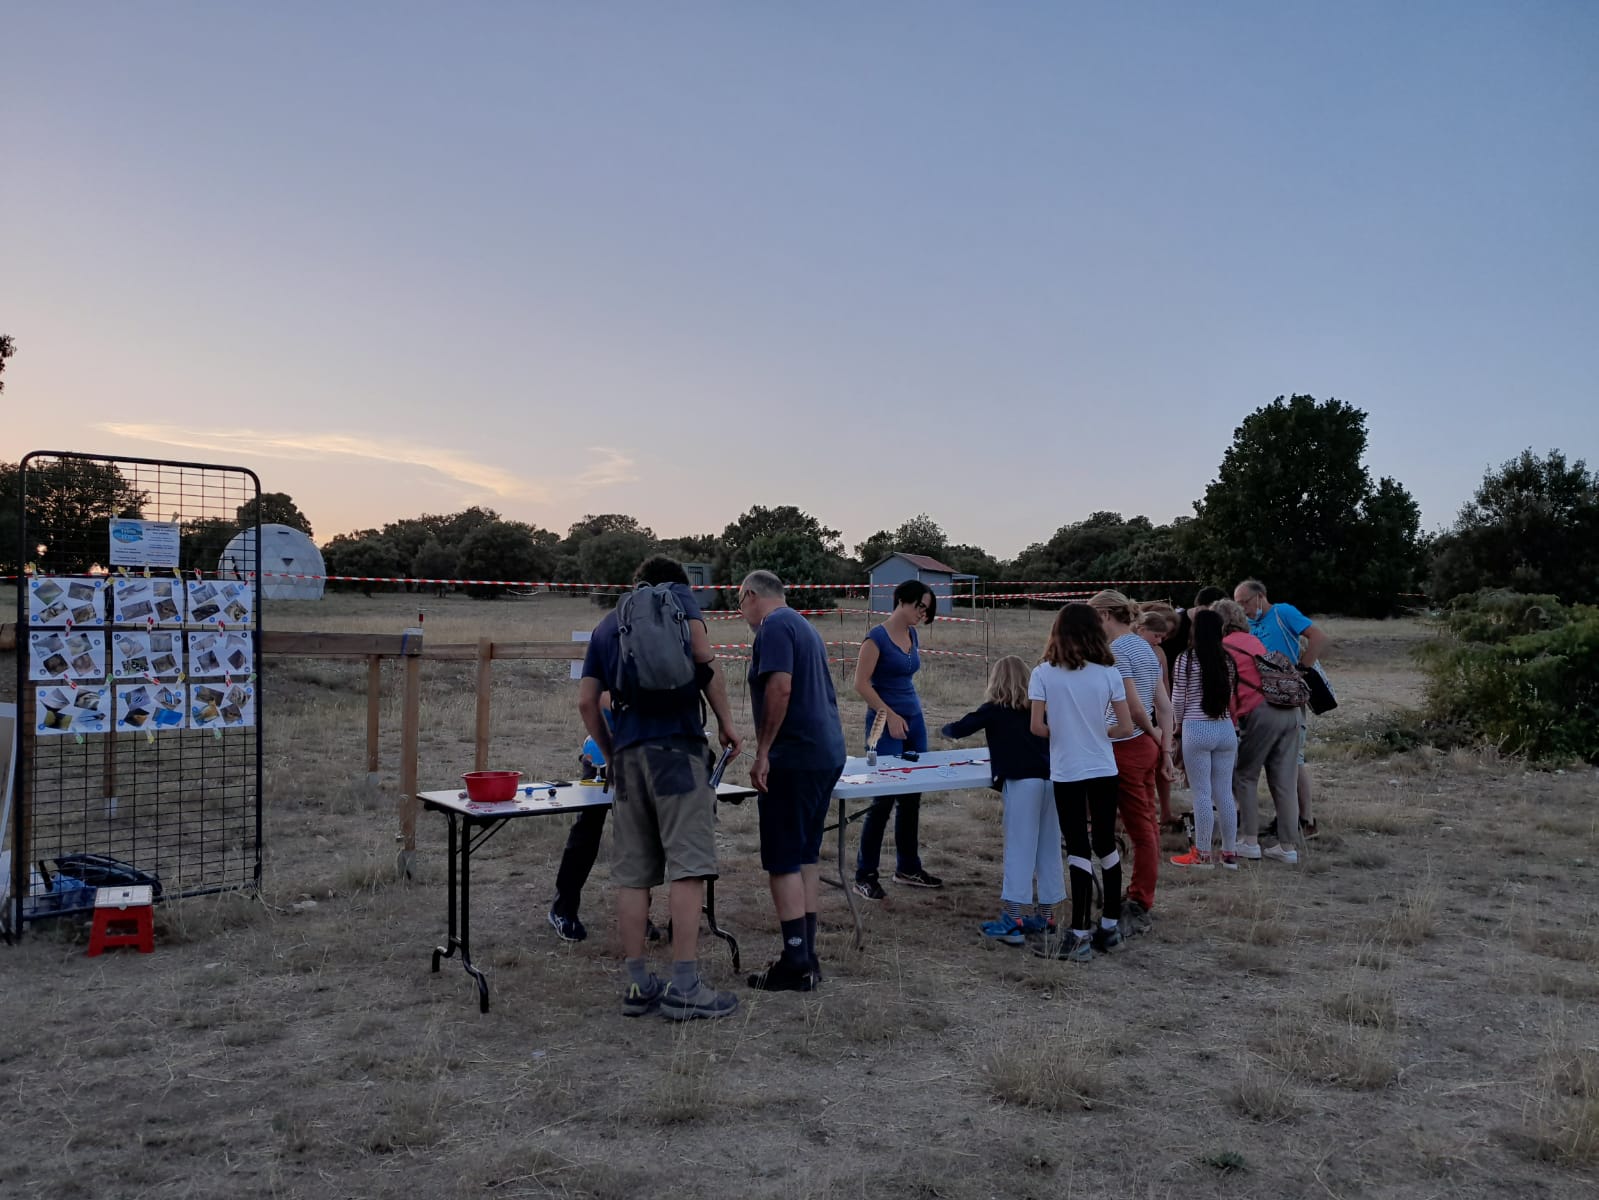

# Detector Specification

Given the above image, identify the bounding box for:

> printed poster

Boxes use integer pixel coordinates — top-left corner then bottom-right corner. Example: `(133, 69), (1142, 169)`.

(111, 630), (184, 680)
(189, 681), (255, 730)
(28, 629), (107, 682)
(187, 578), (254, 627)
(36, 684), (111, 736)
(187, 629), (253, 678)
(116, 683), (187, 731)
(113, 577), (185, 626)
(29, 576), (107, 627)
(108, 519), (181, 569)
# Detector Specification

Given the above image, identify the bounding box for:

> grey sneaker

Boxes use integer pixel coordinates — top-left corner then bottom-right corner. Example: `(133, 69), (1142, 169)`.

(621, 974), (664, 1018)
(1091, 923), (1123, 954)
(1122, 899), (1153, 936)
(1031, 931), (1094, 963)
(660, 979), (740, 1021)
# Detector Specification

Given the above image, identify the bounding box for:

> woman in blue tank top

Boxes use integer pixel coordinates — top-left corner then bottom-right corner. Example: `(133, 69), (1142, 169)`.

(853, 579), (942, 899)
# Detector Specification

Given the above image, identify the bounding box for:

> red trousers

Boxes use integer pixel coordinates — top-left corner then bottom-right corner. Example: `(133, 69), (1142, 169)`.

(1113, 734), (1161, 910)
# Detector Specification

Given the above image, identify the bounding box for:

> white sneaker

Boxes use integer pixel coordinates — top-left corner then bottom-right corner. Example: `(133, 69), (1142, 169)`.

(1235, 842), (1262, 860)
(1262, 844), (1299, 865)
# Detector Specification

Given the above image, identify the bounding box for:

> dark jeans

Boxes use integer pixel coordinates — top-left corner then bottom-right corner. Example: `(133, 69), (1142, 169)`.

(550, 806), (608, 919)
(855, 793), (922, 879)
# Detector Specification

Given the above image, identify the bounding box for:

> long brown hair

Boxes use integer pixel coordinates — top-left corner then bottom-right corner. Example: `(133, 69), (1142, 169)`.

(1043, 603), (1115, 669)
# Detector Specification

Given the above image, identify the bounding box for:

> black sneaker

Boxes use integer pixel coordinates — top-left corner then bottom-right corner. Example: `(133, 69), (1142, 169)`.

(810, 958), (824, 983)
(893, 868), (944, 889)
(1032, 931), (1093, 963)
(621, 974), (664, 1017)
(548, 910), (587, 943)
(660, 979), (740, 1021)
(1091, 923), (1124, 954)
(1300, 817), (1320, 839)
(1121, 899), (1153, 937)
(853, 876), (886, 901)
(747, 957), (817, 992)
(646, 918), (663, 943)
(1260, 819), (1279, 841)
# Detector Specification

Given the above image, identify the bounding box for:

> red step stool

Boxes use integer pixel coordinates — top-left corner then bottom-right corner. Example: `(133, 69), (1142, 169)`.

(87, 884), (155, 956)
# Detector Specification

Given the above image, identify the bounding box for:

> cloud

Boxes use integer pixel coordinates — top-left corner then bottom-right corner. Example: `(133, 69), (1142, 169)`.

(96, 423), (634, 500)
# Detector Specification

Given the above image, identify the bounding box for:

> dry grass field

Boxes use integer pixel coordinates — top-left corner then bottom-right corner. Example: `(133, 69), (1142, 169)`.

(2, 592), (1598, 1199)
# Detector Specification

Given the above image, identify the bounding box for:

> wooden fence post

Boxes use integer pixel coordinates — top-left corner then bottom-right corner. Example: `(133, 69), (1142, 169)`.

(397, 627), (423, 878)
(473, 637), (493, 773)
(365, 655), (382, 783)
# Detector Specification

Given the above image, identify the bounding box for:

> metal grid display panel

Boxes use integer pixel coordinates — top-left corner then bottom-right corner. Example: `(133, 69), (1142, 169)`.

(12, 453), (263, 928)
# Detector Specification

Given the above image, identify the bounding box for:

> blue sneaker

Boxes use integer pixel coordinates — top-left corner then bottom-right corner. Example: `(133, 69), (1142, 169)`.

(979, 915), (1026, 946)
(621, 974), (664, 1017)
(1019, 914), (1056, 936)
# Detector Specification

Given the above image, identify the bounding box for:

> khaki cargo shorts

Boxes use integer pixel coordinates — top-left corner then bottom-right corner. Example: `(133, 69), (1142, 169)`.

(610, 739), (718, 888)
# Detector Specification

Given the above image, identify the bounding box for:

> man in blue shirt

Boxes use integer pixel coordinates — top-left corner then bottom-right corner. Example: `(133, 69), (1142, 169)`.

(1233, 578), (1330, 847)
(579, 556), (743, 1020)
(738, 569), (846, 992)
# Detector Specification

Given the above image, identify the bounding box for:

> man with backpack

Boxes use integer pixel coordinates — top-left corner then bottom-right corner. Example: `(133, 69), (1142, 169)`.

(578, 556), (743, 1020)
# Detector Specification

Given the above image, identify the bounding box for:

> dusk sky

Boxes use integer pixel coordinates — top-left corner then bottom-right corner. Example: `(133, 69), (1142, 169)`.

(3, 3), (1594, 559)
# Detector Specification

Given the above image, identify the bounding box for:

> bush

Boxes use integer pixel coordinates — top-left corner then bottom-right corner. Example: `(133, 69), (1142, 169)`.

(1421, 591), (1599, 763)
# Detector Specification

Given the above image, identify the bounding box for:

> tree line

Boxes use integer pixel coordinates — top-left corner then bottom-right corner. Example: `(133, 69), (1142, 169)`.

(1, 389), (1595, 613)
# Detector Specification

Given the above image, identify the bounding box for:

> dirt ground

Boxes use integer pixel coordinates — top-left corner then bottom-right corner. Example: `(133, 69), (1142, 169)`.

(2, 594), (1596, 1199)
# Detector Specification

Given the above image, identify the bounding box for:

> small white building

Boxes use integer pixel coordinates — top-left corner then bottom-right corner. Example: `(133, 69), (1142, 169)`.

(219, 524), (326, 600)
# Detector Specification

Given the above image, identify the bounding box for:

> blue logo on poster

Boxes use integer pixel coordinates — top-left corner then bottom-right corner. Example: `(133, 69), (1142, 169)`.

(111, 522), (143, 544)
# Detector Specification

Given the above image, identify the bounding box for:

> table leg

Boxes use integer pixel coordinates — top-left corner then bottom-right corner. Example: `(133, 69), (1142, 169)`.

(431, 812), (460, 970)
(459, 821), (491, 1013)
(702, 879), (740, 973)
(838, 796), (863, 949)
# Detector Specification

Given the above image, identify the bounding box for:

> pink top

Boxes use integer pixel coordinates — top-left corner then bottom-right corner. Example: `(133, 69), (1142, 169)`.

(1171, 650), (1239, 724)
(1224, 631), (1268, 718)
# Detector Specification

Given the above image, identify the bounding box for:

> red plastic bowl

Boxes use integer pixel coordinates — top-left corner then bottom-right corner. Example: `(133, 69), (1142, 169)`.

(462, 770), (522, 802)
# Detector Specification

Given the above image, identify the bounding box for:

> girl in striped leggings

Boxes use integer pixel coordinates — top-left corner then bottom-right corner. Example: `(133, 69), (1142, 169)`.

(1169, 609), (1240, 869)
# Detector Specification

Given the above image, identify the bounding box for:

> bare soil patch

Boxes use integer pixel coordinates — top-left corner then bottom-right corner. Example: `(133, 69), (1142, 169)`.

(3, 597), (1597, 1198)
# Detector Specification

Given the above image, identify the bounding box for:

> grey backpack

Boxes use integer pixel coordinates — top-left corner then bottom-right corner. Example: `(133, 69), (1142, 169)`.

(614, 583), (698, 713)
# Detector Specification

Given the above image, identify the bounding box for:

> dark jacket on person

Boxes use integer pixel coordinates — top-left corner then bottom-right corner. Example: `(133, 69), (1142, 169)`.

(940, 703), (1050, 793)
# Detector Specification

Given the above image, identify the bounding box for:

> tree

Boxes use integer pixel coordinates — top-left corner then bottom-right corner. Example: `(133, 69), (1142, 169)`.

(718, 506), (843, 583)
(1186, 395), (1423, 615)
(577, 530), (659, 593)
(456, 520), (555, 598)
(729, 532), (853, 599)
(854, 514), (951, 565)
(322, 533), (407, 596)
(182, 517), (242, 577)
(412, 537), (459, 597)
(0, 334), (14, 394)
(1429, 449), (1599, 604)
(237, 492), (314, 536)
(0, 458), (148, 575)
(941, 543), (1001, 582)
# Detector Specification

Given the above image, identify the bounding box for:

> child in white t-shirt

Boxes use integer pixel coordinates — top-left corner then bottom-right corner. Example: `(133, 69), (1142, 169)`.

(1028, 603), (1137, 963)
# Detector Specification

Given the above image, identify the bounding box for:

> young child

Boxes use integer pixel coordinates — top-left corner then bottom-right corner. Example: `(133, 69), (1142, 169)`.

(1027, 603), (1137, 962)
(1168, 609), (1240, 869)
(940, 656), (1058, 945)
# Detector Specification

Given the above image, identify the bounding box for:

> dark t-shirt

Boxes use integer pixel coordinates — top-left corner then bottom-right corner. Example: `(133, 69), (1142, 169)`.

(581, 582), (707, 753)
(749, 606), (846, 772)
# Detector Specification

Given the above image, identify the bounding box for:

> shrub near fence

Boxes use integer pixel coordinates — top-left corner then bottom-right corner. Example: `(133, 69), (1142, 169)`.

(1421, 591), (1599, 763)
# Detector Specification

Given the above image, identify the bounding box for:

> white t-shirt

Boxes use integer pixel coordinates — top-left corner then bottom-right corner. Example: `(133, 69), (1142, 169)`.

(1028, 661), (1125, 783)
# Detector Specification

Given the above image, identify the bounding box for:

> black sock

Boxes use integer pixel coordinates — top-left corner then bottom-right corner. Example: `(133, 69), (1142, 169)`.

(780, 916), (807, 965)
(804, 912), (818, 964)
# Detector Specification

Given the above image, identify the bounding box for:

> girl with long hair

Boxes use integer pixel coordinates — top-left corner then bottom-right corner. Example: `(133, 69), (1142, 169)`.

(1027, 604), (1136, 962)
(1168, 609), (1240, 869)
(942, 655), (1058, 944)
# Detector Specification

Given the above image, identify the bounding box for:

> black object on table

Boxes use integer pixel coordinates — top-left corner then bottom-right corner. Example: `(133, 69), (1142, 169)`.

(418, 781), (755, 1013)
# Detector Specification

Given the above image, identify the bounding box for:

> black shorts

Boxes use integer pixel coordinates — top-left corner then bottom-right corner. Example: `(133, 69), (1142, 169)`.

(757, 765), (843, 874)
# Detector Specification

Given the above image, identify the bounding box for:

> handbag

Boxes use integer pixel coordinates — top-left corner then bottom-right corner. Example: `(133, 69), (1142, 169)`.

(1300, 661), (1338, 715)
(1270, 607), (1337, 714)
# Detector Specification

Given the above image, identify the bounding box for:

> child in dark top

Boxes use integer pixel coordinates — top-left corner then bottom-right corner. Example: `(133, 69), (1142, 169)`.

(940, 655), (1059, 945)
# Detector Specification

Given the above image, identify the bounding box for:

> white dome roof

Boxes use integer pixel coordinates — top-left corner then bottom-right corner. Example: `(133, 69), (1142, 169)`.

(219, 524), (326, 600)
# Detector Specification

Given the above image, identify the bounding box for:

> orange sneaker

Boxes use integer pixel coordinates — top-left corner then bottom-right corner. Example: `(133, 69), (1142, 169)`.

(1169, 847), (1214, 869)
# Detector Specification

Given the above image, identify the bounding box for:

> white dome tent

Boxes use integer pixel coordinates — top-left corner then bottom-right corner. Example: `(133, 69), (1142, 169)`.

(219, 524), (326, 601)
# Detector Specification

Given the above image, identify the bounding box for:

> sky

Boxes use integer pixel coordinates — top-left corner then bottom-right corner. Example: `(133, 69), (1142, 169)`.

(2, 3), (1595, 560)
